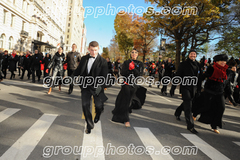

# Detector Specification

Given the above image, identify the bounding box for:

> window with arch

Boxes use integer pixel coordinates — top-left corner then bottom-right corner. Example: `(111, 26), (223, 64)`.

(9, 37), (13, 50)
(0, 34), (6, 48)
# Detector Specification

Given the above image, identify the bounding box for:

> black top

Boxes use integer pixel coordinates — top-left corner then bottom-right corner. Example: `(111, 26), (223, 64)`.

(176, 58), (201, 92)
(48, 52), (65, 71)
(31, 53), (43, 70)
(121, 59), (144, 84)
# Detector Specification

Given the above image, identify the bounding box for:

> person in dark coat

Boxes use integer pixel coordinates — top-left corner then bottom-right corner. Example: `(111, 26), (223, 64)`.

(113, 58), (121, 78)
(73, 41), (108, 134)
(173, 50), (201, 134)
(8, 50), (19, 79)
(192, 54), (229, 134)
(18, 52), (25, 76)
(31, 50), (43, 82)
(111, 48), (144, 127)
(47, 47), (65, 94)
(21, 50), (32, 80)
(43, 53), (51, 78)
(65, 43), (81, 94)
(2, 50), (9, 79)
(148, 63), (157, 87)
(157, 63), (165, 88)
(106, 57), (113, 75)
(224, 66), (238, 106)
(161, 58), (175, 95)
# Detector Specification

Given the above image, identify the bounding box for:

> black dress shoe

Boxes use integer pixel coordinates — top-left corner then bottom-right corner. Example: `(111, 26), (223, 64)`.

(94, 113), (101, 123)
(161, 91), (167, 96)
(188, 128), (198, 134)
(175, 116), (181, 121)
(85, 129), (91, 134)
(68, 89), (73, 94)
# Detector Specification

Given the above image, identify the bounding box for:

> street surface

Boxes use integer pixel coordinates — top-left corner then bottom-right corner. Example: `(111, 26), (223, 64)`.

(0, 76), (240, 160)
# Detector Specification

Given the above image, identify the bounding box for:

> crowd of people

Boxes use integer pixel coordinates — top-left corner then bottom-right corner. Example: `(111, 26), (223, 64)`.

(1, 44), (239, 135)
(0, 49), (53, 82)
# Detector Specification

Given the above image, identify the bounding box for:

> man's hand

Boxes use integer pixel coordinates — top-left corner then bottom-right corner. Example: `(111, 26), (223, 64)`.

(95, 86), (102, 96)
(46, 69), (49, 73)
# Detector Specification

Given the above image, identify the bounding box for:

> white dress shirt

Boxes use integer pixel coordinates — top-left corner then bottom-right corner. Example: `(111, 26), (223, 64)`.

(87, 54), (98, 74)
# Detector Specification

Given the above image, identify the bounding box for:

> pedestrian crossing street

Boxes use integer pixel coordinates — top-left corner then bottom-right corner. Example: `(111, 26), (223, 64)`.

(0, 108), (239, 160)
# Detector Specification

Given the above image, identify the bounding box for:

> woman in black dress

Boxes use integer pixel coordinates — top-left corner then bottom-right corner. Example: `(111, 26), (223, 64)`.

(111, 48), (144, 127)
(193, 54), (229, 134)
(47, 47), (65, 94)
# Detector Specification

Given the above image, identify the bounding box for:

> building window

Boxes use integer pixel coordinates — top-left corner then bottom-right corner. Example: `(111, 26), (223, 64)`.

(9, 37), (13, 50)
(67, 35), (69, 38)
(68, 29), (70, 33)
(66, 46), (68, 51)
(3, 10), (7, 24)
(69, 17), (71, 21)
(67, 41), (68, 44)
(68, 23), (70, 27)
(10, 14), (14, 27)
(0, 34), (5, 48)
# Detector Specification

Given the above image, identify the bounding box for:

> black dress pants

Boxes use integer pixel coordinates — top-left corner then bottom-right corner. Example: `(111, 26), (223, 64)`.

(81, 88), (104, 130)
(175, 88), (194, 129)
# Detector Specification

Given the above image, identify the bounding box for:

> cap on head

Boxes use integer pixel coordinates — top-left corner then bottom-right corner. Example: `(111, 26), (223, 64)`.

(213, 54), (228, 62)
(189, 49), (197, 55)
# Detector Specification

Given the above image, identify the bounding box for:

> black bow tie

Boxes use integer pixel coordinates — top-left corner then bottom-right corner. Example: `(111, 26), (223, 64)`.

(89, 56), (95, 59)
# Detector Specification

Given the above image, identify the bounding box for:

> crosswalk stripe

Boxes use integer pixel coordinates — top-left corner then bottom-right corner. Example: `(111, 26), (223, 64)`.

(134, 127), (174, 160)
(81, 121), (105, 160)
(0, 114), (58, 160)
(0, 108), (21, 123)
(181, 134), (230, 160)
(233, 141), (240, 146)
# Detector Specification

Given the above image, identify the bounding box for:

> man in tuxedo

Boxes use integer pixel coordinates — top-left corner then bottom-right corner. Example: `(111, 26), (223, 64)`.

(74, 41), (108, 134)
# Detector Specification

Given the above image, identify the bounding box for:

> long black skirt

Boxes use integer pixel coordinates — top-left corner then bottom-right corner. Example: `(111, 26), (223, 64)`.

(112, 84), (136, 123)
(193, 91), (225, 129)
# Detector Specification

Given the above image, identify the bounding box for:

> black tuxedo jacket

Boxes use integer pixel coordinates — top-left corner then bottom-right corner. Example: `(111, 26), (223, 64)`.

(74, 54), (108, 90)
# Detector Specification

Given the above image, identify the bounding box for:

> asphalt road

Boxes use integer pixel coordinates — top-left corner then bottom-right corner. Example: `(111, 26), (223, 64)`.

(0, 76), (240, 160)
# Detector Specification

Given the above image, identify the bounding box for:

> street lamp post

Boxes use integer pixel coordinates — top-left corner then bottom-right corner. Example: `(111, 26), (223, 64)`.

(159, 30), (166, 64)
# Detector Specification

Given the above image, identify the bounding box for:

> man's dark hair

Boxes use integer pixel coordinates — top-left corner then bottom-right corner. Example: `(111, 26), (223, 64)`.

(89, 41), (99, 48)
(132, 48), (138, 52)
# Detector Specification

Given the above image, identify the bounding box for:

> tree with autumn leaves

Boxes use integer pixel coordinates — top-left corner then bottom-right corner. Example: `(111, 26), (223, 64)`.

(144, 0), (237, 69)
(114, 12), (158, 62)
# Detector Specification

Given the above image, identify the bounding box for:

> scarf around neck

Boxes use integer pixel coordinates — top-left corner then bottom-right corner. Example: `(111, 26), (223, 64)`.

(209, 62), (228, 83)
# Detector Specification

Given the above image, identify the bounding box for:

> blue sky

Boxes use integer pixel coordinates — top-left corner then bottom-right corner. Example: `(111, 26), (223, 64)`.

(82, 0), (155, 53)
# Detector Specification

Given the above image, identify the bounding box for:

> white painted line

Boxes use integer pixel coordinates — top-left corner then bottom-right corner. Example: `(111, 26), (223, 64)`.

(81, 121), (105, 160)
(0, 108), (21, 123)
(0, 114), (58, 160)
(233, 141), (240, 147)
(134, 127), (174, 160)
(181, 133), (230, 160)
(147, 90), (172, 102)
